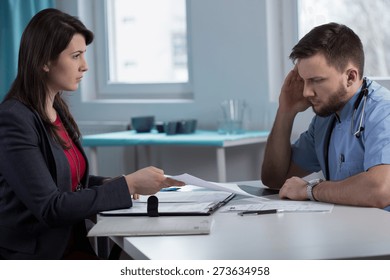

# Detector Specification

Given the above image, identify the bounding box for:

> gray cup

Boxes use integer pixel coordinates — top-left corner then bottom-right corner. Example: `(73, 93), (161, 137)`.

(131, 116), (155, 133)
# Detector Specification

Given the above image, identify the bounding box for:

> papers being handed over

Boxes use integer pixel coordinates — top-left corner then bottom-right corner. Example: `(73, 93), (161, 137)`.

(100, 173), (240, 216)
(170, 173), (260, 198)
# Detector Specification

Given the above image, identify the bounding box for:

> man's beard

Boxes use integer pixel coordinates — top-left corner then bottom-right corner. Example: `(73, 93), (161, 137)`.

(311, 84), (348, 117)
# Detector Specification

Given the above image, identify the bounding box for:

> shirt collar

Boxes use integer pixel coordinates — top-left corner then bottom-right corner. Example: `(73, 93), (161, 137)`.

(335, 79), (368, 122)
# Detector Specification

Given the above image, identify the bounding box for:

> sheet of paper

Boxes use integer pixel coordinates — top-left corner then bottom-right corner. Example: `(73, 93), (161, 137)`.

(170, 173), (263, 198)
(100, 201), (215, 215)
(220, 197), (334, 213)
(138, 191), (233, 203)
(88, 216), (211, 237)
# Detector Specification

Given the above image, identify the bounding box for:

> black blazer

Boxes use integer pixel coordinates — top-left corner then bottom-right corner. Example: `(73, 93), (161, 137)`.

(0, 99), (132, 259)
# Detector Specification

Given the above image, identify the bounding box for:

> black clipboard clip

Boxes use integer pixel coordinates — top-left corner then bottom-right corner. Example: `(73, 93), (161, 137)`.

(147, 195), (159, 217)
(207, 193), (235, 214)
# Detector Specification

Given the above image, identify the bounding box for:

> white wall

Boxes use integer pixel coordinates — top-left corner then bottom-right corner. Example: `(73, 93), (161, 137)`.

(56, 0), (312, 181)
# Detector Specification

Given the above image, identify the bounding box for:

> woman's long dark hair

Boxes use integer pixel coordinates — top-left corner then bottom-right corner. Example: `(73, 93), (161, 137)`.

(4, 8), (94, 148)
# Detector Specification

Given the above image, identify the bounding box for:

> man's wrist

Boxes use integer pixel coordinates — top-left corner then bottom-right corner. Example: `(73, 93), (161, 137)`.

(277, 106), (298, 120)
(306, 179), (323, 201)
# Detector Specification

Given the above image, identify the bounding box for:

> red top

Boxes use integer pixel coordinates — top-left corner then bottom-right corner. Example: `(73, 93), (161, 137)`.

(53, 115), (86, 192)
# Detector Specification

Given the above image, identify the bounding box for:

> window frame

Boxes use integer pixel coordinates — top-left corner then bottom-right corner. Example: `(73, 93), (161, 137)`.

(265, 0), (298, 102)
(85, 0), (193, 102)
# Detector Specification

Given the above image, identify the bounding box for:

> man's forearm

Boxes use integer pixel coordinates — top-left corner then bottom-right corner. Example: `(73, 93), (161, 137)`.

(312, 165), (390, 208)
(261, 109), (296, 188)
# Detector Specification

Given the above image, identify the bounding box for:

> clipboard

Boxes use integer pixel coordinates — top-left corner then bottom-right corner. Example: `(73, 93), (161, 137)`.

(100, 192), (235, 216)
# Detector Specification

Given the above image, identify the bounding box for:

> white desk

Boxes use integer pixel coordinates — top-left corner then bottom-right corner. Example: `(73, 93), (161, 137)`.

(82, 130), (269, 182)
(104, 181), (390, 260)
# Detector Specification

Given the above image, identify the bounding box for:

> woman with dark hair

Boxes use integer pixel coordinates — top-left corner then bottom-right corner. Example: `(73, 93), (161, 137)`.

(0, 8), (183, 259)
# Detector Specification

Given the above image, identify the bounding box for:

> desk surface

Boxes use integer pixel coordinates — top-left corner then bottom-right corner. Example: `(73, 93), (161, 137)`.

(82, 130), (269, 147)
(108, 181), (390, 260)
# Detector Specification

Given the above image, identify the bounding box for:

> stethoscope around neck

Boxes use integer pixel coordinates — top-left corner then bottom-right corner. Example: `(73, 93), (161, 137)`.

(351, 78), (370, 138)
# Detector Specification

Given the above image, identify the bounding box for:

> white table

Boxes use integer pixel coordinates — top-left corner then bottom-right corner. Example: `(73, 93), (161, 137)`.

(82, 130), (269, 182)
(104, 181), (390, 260)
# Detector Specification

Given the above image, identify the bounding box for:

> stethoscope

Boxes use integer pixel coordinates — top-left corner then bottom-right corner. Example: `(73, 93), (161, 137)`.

(351, 78), (371, 138)
(326, 78), (370, 180)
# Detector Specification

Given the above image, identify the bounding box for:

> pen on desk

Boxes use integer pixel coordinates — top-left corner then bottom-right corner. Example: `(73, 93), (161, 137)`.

(238, 209), (329, 216)
(238, 209), (278, 216)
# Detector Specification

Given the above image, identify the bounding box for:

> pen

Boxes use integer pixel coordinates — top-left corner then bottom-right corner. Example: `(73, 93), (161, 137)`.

(238, 209), (278, 216)
(238, 209), (328, 216)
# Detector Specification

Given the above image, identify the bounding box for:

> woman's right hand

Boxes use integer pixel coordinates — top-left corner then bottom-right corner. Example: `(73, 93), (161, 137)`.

(124, 166), (185, 196)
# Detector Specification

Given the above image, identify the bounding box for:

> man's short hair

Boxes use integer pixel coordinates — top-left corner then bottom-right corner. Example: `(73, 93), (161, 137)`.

(290, 22), (364, 79)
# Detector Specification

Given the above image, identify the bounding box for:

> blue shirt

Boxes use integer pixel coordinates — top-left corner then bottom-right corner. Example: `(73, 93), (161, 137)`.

(292, 79), (390, 181)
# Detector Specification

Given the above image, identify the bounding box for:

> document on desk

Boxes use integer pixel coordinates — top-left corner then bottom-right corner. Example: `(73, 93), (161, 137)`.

(87, 216), (211, 237)
(100, 191), (235, 216)
(220, 197), (334, 213)
(170, 173), (263, 198)
(138, 191), (233, 203)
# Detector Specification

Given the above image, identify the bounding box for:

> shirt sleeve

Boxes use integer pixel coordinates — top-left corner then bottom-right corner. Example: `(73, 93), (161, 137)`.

(363, 99), (390, 170)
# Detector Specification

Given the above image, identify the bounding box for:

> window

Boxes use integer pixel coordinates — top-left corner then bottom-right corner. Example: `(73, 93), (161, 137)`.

(107, 0), (188, 83)
(93, 0), (192, 101)
(298, 0), (390, 78)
